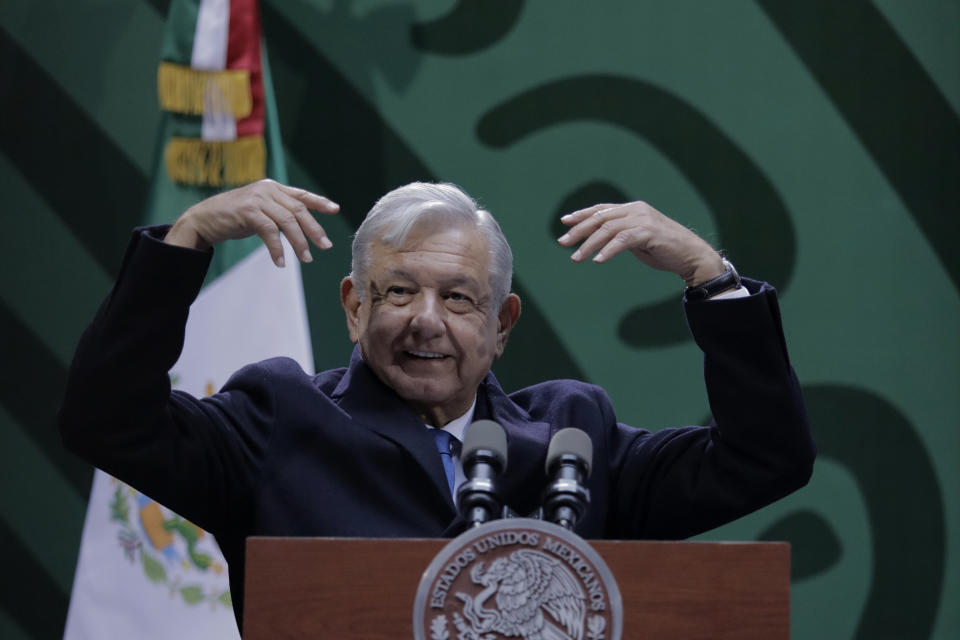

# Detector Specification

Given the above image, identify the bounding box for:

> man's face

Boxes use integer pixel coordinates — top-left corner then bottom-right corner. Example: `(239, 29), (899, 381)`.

(341, 224), (520, 426)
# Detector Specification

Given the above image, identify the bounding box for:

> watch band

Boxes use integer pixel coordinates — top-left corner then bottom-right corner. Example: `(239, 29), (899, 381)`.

(684, 258), (741, 300)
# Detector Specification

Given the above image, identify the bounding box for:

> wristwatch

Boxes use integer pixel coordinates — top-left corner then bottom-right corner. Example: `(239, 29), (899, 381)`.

(684, 258), (741, 300)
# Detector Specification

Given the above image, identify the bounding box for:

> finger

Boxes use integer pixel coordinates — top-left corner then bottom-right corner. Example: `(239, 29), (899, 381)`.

(249, 210), (287, 267)
(261, 200), (312, 266)
(569, 216), (636, 262)
(557, 206), (613, 246)
(558, 204), (629, 248)
(592, 227), (651, 263)
(558, 204), (609, 232)
(278, 184), (340, 214)
(272, 190), (332, 257)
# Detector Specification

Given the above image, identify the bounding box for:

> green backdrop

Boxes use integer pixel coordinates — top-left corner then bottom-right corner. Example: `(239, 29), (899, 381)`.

(1, 1), (957, 638)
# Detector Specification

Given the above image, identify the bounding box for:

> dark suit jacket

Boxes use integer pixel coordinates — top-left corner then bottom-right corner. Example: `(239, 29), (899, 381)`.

(59, 227), (815, 628)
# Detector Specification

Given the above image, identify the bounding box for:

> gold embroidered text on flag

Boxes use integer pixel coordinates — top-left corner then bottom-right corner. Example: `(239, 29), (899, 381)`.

(157, 0), (266, 187)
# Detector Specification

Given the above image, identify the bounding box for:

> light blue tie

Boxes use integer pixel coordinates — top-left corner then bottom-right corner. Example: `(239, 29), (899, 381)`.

(433, 429), (460, 496)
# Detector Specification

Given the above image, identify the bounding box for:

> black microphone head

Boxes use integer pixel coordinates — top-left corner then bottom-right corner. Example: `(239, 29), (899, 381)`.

(462, 419), (508, 468)
(545, 428), (593, 476)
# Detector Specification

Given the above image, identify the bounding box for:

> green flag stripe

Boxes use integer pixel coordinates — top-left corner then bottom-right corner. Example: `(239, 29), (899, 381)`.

(262, 42), (288, 185)
(159, 0), (200, 64)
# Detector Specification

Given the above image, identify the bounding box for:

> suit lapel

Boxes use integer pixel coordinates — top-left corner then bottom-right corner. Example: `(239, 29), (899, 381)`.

(332, 348), (453, 508)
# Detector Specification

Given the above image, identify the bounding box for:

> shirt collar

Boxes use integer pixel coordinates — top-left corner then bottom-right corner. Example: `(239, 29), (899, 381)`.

(426, 396), (477, 442)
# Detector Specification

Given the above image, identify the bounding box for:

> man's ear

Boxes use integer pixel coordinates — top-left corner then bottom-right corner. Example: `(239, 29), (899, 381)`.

(340, 276), (362, 344)
(494, 293), (522, 357)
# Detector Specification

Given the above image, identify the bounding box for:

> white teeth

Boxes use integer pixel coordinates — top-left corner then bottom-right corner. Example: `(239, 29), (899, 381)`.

(408, 350), (445, 359)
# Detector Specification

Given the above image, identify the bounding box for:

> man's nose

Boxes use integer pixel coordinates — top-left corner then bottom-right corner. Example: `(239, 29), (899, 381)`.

(409, 293), (445, 337)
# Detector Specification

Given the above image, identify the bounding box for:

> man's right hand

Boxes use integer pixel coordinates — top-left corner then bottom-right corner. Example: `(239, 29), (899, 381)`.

(164, 179), (340, 267)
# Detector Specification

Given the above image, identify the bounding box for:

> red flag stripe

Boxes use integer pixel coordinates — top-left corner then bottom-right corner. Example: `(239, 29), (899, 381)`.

(227, 0), (264, 137)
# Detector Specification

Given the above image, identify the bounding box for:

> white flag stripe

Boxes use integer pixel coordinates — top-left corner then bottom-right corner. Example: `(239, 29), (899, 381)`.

(191, 0), (229, 71)
(175, 240), (315, 392)
(63, 473), (242, 640)
(193, 0), (237, 141)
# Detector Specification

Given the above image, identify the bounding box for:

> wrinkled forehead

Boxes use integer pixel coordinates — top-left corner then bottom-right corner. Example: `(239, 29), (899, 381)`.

(369, 224), (493, 285)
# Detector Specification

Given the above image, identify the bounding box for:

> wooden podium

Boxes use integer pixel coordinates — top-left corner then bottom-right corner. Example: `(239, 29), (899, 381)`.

(244, 537), (789, 639)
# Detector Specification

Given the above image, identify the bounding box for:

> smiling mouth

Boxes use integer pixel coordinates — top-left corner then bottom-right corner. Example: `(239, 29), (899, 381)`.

(406, 350), (448, 360)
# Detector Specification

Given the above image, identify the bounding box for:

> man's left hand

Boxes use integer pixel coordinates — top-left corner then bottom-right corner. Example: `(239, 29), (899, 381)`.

(557, 201), (725, 286)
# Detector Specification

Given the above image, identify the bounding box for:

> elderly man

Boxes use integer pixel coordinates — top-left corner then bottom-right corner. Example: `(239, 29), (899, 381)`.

(59, 179), (814, 628)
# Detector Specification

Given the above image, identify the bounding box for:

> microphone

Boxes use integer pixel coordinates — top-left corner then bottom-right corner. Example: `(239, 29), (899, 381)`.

(542, 428), (593, 530)
(457, 419), (508, 528)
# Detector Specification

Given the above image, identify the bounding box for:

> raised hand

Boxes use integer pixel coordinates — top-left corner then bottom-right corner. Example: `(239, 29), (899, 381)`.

(557, 201), (725, 286)
(164, 179), (340, 267)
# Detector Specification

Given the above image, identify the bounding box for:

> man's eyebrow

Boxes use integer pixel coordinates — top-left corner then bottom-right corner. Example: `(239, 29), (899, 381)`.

(380, 268), (417, 282)
(440, 275), (483, 290)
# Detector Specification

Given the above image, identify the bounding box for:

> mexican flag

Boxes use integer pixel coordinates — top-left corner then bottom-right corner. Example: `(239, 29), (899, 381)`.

(63, 1), (312, 637)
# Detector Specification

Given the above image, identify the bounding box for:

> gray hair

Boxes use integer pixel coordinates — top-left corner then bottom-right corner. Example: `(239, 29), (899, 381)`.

(351, 182), (513, 307)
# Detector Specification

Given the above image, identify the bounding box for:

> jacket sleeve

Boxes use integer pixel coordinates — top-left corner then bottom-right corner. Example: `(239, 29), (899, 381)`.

(57, 227), (272, 535)
(603, 279), (815, 539)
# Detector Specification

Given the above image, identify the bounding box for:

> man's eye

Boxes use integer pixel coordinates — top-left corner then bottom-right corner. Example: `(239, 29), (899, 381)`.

(445, 292), (474, 309)
(385, 286), (413, 302)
